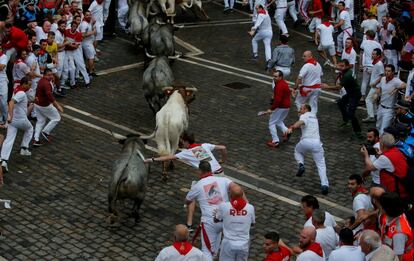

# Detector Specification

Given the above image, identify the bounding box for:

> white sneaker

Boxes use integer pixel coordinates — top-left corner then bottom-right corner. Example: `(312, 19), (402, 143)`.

(323, 60), (330, 67)
(20, 148), (32, 156)
(1, 160), (8, 173)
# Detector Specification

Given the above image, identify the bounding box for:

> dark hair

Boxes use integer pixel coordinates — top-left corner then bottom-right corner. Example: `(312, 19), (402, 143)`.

(379, 192), (405, 218)
(32, 44), (41, 51)
(181, 132), (195, 144)
(385, 64), (395, 72)
(275, 70), (284, 78)
(5, 23), (12, 29)
(304, 104), (312, 112)
(365, 30), (376, 39)
(84, 10), (91, 15)
(338, 1), (345, 6)
(345, 37), (353, 43)
(199, 161), (212, 172)
(367, 128), (379, 137)
(48, 31), (55, 37)
(264, 232), (280, 243)
(373, 48), (382, 56)
(301, 195), (319, 209)
(39, 39), (47, 45)
(17, 50), (27, 58)
(341, 59), (350, 67)
(339, 228), (354, 245)
(348, 174), (363, 185)
(279, 35), (288, 44)
(20, 77), (30, 86)
(58, 20), (66, 26)
(43, 68), (53, 75)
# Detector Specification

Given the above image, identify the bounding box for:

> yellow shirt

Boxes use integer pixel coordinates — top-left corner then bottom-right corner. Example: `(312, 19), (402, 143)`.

(45, 42), (58, 57)
(369, 4), (377, 17)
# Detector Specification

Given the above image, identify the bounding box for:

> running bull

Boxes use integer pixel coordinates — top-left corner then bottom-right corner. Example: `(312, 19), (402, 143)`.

(127, 0), (148, 45)
(107, 134), (148, 224)
(141, 86), (197, 179)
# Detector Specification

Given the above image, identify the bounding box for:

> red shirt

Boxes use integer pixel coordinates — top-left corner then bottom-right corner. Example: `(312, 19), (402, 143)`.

(64, 29), (82, 43)
(271, 79), (291, 110)
(35, 78), (55, 107)
(2, 26), (29, 51)
(309, 0), (324, 18)
(265, 246), (291, 261)
(380, 147), (409, 198)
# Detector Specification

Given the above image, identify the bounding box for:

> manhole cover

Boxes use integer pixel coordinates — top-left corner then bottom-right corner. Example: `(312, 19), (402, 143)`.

(223, 82), (251, 90)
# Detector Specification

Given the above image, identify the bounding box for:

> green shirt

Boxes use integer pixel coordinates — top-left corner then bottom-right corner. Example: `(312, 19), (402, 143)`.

(340, 69), (360, 98)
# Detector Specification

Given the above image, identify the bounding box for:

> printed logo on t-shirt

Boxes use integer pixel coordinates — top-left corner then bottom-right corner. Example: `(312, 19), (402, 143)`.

(203, 181), (223, 205)
(191, 147), (212, 162)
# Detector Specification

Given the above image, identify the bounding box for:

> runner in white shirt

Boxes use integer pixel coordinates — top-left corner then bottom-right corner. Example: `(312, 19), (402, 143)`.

(88, 0), (104, 42)
(215, 185), (254, 261)
(297, 227), (326, 261)
(155, 224), (206, 261)
(312, 209), (338, 257)
(25, 46), (42, 102)
(374, 65), (406, 134)
(287, 104), (329, 195)
(360, 12), (380, 40)
(315, 19), (336, 67)
(249, 4), (273, 62)
(185, 161), (237, 261)
(341, 38), (357, 76)
(293, 51), (323, 114)
(0, 77), (33, 172)
(55, 20), (68, 87)
(334, 2), (353, 54)
(328, 228), (365, 261)
(79, 11), (97, 76)
(0, 49), (8, 124)
(363, 48), (384, 123)
(359, 31), (382, 100)
(376, 0), (388, 24)
(35, 21), (52, 44)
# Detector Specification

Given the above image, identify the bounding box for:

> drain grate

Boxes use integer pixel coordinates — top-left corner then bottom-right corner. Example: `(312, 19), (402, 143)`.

(223, 82), (251, 90)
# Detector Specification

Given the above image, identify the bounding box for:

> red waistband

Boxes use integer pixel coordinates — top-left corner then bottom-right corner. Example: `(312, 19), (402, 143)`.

(301, 84), (321, 89)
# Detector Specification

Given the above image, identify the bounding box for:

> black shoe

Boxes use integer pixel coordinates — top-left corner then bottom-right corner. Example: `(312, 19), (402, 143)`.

(293, 19), (300, 28)
(186, 224), (194, 233)
(33, 140), (43, 147)
(321, 185), (329, 195)
(296, 163), (305, 177)
(85, 83), (91, 88)
(89, 72), (98, 77)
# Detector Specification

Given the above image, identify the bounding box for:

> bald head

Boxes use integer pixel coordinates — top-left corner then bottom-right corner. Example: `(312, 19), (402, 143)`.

(174, 224), (189, 242)
(299, 227), (316, 248)
(230, 184), (244, 199)
(303, 51), (313, 61)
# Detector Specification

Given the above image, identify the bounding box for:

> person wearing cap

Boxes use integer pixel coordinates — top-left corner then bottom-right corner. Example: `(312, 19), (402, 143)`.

(21, 2), (38, 24)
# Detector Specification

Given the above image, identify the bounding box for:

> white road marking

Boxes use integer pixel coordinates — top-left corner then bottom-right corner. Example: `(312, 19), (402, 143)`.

(177, 18), (252, 26)
(174, 36), (205, 56)
(62, 105), (352, 217)
(96, 62), (143, 76)
(179, 21), (253, 28)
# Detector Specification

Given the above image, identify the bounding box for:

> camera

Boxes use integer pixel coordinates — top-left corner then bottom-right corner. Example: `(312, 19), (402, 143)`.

(362, 143), (377, 155)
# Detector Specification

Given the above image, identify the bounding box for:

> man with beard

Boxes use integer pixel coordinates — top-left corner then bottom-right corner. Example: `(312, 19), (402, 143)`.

(296, 227), (325, 261)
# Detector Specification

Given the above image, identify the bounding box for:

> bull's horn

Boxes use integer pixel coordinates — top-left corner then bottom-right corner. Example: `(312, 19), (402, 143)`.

(110, 131), (126, 140)
(155, 20), (167, 25)
(185, 87), (198, 92)
(173, 24), (184, 29)
(145, 50), (157, 58)
(168, 54), (180, 59)
(161, 86), (174, 91)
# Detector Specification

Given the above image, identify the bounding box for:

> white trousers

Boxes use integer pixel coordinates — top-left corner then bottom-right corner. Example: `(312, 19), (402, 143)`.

(224, 0), (235, 8)
(337, 28), (353, 53)
(275, 8), (288, 35)
(294, 138), (329, 186)
(276, 66), (291, 79)
(365, 87), (377, 118)
(0, 78), (8, 123)
(252, 30), (273, 61)
(1, 118), (33, 161)
(298, 0), (310, 21)
(287, 1), (298, 21)
(376, 106), (394, 135)
(361, 66), (372, 96)
(65, 50), (90, 86)
(308, 17), (321, 33)
(56, 51), (66, 78)
(34, 104), (61, 142)
(295, 88), (320, 114)
(200, 222), (223, 261)
(384, 50), (398, 72)
(269, 108), (289, 143)
(219, 239), (249, 261)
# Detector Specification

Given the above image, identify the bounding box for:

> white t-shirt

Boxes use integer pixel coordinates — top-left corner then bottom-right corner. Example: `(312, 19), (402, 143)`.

(35, 26), (48, 44)
(317, 24), (334, 46)
(360, 40), (382, 67)
(370, 61), (384, 85)
(405, 69), (414, 97)
(361, 19), (379, 33)
(344, 0), (354, 20)
(377, 2), (388, 24)
(304, 211), (337, 228)
(155, 245), (206, 261)
(79, 21), (94, 44)
(299, 62), (323, 86)
(186, 176), (232, 222)
(11, 91), (28, 121)
(339, 10), (352, 30)
(297, 250), (325, 261)
(175, 143), (222, 173)
(353, 193), (374, 231)
(89, 1), (104, 26)
(0, 54), (7, 80)
(316, 226), (338, 257)
(217, 202), (255, 250)
(378, 77), (403, 108)
(373, 155), (394, 172)
(370, 142), (381, 184)
(300, 112), (320, 140)
(328, 245), (365, 261)
(252, 12), (272, 32)
(341, 48), (357, 66)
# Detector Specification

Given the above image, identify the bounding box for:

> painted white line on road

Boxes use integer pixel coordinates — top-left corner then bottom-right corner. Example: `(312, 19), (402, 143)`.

(96, 62), (143, 76)
(174, 36), (204, 56)
(180, 21), (253, 28)
(62, 110), (345, 221)
(177, 18), (252, 26)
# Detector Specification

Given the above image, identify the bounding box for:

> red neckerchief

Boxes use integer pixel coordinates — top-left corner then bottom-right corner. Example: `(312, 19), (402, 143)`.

(306, 242), (324, 257)
(305, 212), (312, 219)
(258, 9), (267, 14)
(0, 51), (4, 56)
(352, 186), (368, 198)
(38, 49), (46, 56)
(322, 21), (331, 27)
(230, 197), (247, 211)
(372, 57), (381, 65)
(200, 172), (213, 179)
(345, 47), (353, 54)
(188, 143), (202, 149)
(306, 58), (317, 65)
(385, 75), (394, 83)
(408, 36), (414, 46)
(172, 241), (193, 256)
(13, 85), (26, 94)
(14, 58), (24, 64)
(340, 9), (347, 14)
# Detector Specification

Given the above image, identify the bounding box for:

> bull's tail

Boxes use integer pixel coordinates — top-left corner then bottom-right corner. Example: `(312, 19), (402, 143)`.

(139, 128), (156, 140)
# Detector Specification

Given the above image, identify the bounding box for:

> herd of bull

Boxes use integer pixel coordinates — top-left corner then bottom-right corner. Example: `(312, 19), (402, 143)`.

(107, 0), (208, 224)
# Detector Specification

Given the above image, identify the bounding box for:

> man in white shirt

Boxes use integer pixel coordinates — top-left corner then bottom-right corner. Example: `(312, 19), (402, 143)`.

(312, 209), (338, 257)
(301, 195), (337, 228)
(155, 224), (206, 261)
(328, 228), (365, 261)
(293, 51), (323, 114)
(360, 13), (380, 40)
(374, 64), (406, 134)
(341, 38), (357, 75)
(185, 161), (237, 261)
(35, 21), (52, 44)
(215, 185), (254, 261)
(287, 104), (329, 195)
(79, 10), (97, 76)
(363, 48), (384, 123)
(297, 227), (325, 261)
(360, 30), (382, 102)
(334, 2), (353, 54)
(376, 0), (388, 24)
(363, 128), (381, 185)
(0, 77), (33, 172)
(249, 4), (273, 62)
(315, 19), (336, 67)
(55, 20), (68, 88)
(0, 46), (8, 124)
